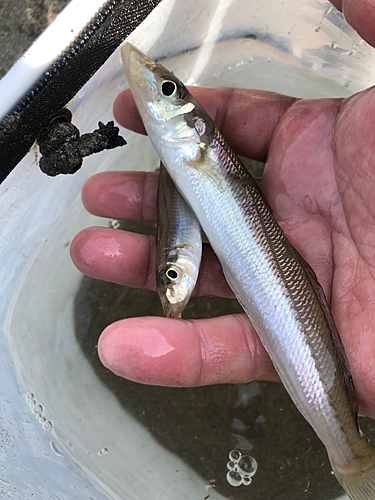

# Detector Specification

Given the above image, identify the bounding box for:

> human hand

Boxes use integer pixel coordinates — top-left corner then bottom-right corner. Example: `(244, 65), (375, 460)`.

(330, 0), (375, 48)
(71, 83), (375, 418)
(70, 1), (375, 419)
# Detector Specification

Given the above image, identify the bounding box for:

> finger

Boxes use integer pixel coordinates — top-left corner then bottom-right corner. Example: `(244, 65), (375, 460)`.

(114, 87), (297, 162)
(70, 226), (234, 298)
(331, 0), (375, 48)
(82, 170), (258, 223)
(98, 314), (278, 386)
(329, 0), (342, 9)
(82, 171), (158, 221)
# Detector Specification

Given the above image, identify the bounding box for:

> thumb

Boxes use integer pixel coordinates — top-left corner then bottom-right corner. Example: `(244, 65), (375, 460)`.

(98, 315), (278, 387)
(331, 0), (375, 48)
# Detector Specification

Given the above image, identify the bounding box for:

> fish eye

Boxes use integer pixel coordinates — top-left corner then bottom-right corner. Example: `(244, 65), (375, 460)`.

(166, 267), (179, 281)
(162, 80), (177, 97)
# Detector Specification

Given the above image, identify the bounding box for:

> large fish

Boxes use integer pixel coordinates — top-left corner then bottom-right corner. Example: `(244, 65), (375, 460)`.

(157, 162), (202, 318)
(122, 42), (375, 499)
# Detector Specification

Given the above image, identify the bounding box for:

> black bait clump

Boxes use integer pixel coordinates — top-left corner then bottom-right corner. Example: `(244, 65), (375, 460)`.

(38, 118), (126, 176)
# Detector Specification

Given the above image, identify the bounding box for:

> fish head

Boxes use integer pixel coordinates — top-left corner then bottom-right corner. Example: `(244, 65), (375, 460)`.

(157, 261), (196, 319)
(121, 43), (211, 163)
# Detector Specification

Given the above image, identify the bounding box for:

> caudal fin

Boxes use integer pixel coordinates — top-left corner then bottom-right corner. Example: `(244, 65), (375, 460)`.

(332, 449), (375, 500)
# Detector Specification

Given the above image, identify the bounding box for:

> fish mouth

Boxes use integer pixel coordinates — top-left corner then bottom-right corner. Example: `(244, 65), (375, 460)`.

(163, 301), (184, 319)
(121, 42), (164, 126)
(158, 292), (186, 319)
(122, 43), (154, 73)
(121, 43), (158, 90)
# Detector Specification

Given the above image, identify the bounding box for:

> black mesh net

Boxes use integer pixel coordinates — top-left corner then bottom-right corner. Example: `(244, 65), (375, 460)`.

(0, 0), (162, 184)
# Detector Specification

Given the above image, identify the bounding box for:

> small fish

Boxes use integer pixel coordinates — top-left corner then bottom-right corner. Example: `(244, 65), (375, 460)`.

(157, 162), (202, 318)
(122, 43), (375, 499)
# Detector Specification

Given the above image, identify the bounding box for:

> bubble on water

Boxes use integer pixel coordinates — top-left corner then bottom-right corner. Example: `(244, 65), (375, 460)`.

(26, 396), (36, 408)
(346, 49), (356, 57)
(229, 449), (242, 461)
(25, 394), (54, 430)
(98, 447), (108, 456)
(33, 405), (43, 415)
(238, 455), (257, 477)
(43, 421), (52, 431)
(315, 26), (321, 32)
(242, 476), (252, 486)
(248, 57), (254, 64)
(227, 460), (236, 471)
(330, 41), (338, 49)
(226, 470), (243, 487)
(227, 449), (257, 487)
(110, 219), (121, 229)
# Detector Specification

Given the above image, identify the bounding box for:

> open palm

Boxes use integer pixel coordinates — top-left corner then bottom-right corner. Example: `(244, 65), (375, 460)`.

(70, 1), (375, 419)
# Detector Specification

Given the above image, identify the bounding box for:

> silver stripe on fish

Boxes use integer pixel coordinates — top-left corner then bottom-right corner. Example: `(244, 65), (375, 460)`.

(157, 162), (202, 318)
(122, 43), (375, 500)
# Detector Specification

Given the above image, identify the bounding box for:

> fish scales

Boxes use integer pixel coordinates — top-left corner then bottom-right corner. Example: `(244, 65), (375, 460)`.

(210, 127), (354, 415)
(156, 162), (202, 318)
(207, 127), (364, 467)
(200, 126), (367, 470)
(122, 43), (375, 499)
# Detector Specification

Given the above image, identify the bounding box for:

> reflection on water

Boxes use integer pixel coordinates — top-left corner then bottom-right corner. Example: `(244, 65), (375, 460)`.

(8, 166), (375, 498)
(70, 216), (352, 500)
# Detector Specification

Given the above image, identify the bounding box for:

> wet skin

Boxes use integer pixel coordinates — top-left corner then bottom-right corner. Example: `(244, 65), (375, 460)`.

(70, 0), (375, 419)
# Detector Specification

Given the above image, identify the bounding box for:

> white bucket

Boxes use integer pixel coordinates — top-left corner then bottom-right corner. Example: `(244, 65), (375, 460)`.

(1, 0), (374, 498)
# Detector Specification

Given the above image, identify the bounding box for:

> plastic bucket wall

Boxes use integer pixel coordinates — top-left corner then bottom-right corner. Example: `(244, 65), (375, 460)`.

(1, 0), (374, 498)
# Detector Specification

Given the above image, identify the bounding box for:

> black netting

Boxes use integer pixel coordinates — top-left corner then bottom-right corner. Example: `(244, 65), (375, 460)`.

(0, 0), (162, 184)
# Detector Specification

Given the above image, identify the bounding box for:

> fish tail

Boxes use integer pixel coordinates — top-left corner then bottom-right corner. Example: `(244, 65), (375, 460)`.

(331, 437), (375, 500)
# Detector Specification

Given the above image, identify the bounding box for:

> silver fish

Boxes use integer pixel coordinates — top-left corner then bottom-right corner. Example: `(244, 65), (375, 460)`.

(157, 162), (202, 318)
(122, 43), (375, 499)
